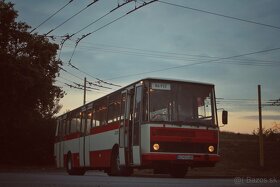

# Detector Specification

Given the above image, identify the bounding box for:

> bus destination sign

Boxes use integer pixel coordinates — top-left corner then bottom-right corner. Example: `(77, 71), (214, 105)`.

(151, 83), (171, 90)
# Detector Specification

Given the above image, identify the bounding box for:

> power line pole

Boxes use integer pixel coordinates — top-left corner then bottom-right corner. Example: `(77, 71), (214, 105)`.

(258, 85), (264, 168)
(83, 77), (86, 105)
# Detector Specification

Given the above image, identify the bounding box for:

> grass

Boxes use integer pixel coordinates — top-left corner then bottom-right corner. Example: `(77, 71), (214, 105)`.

(187, 131), (280, 177)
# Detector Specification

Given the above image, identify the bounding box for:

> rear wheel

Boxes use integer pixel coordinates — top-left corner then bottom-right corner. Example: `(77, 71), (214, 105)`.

(66, 153), (85, 176)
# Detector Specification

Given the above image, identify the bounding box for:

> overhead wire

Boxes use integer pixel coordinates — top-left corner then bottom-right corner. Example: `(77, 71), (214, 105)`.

(59, 0), (139, 88)
(158, 0), (280, 31)
(58, 66), (115, 89)
(39, 1), (279, 111)
(265, 98), (280, 106)
(106, 46), (280, 80)
(59, 66), (84, 81)
(63, 42), (280, 67)
(56, 76), (111, 94)
(70, 0), (135, 37)
(59, 0), (136, 62)
(65, 0), (157, 87)
(67, 0), (158, 60)
(45, 0), (100, 36)
(30, 0), (75, 33)
(55, 79), (91, 91)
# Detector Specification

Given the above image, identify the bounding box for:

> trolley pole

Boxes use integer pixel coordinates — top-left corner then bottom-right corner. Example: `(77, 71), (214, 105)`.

(258, 85), (264, 168)
(83, 77), (86, 105)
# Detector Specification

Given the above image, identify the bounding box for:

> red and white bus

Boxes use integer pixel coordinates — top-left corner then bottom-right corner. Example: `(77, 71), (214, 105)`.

(54, 78), (227, 177)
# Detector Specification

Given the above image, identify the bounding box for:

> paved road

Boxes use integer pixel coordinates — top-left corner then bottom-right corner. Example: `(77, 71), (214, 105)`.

(0, 170), (279, 187)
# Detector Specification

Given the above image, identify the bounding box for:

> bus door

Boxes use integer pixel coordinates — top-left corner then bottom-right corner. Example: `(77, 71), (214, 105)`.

(119, 87), (133, 166)
(79, 107), (91, 167)
(131, 84), (143, 166)
(84, 109), (92, 167)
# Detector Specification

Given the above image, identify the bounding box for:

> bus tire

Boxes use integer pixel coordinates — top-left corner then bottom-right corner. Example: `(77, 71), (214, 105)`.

(110, 148), (122, 176)
(122, 167), (133, 176)
(110, 147), (133, 176)
(169, 165), (187, 178)
(66, 153), (85, 176)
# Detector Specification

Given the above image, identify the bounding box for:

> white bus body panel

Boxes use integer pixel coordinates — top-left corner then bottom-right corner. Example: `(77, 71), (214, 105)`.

(84, 136), (91, 166)
(132, 146), (141, 165)
(89, 129), (118, 151)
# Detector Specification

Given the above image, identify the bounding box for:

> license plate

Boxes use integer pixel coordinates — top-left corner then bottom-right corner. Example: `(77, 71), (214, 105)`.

(177, 155), (193, 160)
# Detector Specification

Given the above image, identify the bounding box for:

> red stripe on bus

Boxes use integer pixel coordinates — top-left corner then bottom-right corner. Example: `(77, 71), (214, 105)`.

(72, 153), (80, 168)
(63, 132), (81, 141)
(150, 127), (218, 143)
(151, 136), (218, 143)
(90, 150), (112, 168)
(90, 123), (119, 135)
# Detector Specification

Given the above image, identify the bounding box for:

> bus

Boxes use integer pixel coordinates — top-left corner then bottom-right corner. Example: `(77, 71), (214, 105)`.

(54, 78), (228, 178)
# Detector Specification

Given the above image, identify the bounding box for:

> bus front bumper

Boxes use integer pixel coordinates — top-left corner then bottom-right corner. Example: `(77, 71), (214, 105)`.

(142, 153), (220, 168)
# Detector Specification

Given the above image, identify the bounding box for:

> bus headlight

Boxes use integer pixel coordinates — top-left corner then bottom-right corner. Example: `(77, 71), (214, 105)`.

(208, 145), (215, 153)
(153, 143), (160, 151)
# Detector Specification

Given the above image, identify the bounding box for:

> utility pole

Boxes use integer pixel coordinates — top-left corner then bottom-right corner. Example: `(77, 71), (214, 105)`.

(258, 85), (264, 168)
(83, 77), (86, 105)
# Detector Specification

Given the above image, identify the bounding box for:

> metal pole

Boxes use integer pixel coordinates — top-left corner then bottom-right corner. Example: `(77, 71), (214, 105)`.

(258, 85), (264, 167)
(83, 77), (86, 105)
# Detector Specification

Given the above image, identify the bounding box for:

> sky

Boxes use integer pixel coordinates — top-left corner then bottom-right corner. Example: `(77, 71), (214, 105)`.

(10, 0), (280, 133)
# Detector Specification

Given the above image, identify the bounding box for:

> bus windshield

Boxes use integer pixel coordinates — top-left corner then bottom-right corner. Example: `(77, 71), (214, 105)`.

(149, 82), (216, 127)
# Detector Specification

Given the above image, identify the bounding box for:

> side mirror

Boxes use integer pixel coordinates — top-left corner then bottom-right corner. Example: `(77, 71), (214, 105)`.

(222, 110), (228, 125)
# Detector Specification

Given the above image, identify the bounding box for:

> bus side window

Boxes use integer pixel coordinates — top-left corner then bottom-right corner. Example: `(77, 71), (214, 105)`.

(108, 94), (121, 124)
(70, 111), (80, 134)
(58, 120), (63, 141)
(95, 99), (107, 126)
(85, 110), (92, 135)
(76, 112), (81, 133)
(80, 112), (86, 133)
(80, 110), (91, 134)
(66, 119), (70, 135)
(55, 120), (59, 138)
(120, 94), (125, 120)
(91, 109), (96, 128)
(61, 120), (65, 137)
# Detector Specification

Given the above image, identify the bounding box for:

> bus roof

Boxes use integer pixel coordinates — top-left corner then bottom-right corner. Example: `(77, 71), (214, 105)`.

(142, 77), (214, 86)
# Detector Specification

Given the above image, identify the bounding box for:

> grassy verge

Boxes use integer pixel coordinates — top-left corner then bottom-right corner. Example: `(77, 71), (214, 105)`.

(188, 132), (280, 177)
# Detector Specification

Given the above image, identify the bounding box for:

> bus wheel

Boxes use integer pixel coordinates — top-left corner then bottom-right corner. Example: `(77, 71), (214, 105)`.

(110, 148), (132, 176)
(110, 148), (122, 176)
(169, 165), (187, 178)
(66, 153), (85, 176)
(122, 167), (133, 176)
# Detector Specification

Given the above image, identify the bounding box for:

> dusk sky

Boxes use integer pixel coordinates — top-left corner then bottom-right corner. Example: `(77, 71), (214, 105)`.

(11, 0), (280, 133)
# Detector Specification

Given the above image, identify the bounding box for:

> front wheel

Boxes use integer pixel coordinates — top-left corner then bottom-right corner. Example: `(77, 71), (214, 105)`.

(109, 148), (132, 176)
(66, 153), (85, 176)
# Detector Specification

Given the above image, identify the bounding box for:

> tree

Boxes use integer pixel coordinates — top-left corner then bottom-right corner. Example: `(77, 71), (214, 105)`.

(252, 122), (280, 142)
(0, 1), (64, 165)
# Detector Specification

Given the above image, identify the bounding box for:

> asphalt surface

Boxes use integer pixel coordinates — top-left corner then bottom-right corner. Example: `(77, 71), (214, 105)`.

(0, 170), (279, 187)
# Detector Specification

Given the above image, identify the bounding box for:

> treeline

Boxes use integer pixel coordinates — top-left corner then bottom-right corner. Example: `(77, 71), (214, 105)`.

(0, 119), (56, 166)
(0, 1), (63, 166)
